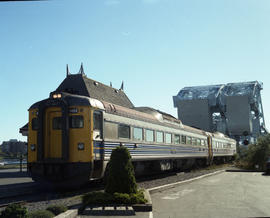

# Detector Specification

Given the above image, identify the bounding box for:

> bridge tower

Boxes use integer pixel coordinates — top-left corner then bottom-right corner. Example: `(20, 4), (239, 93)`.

(173, 81), (267, 144)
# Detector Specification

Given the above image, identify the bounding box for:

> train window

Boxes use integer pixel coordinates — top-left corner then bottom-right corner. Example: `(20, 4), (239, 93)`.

(146, 129), (154, 142)
(118, 124), (130, 139)
(32, 118), (38, 130)
(53, 117), (62, 130)
(165, 133), (172, 144)
(197, 139), (201, 146)
(174, 135), (180, 144)
(156, 131), (164, 143)
(69, 116), (84, 128)
(104, 122), (117, 139)
(133, 127), (143, 141)
(201, 140), (205, 146)
(187, 136), (192, 145)
(181, 135), (186, 144)
(192, 137), (196, 145)
(93, 111), (102, 130)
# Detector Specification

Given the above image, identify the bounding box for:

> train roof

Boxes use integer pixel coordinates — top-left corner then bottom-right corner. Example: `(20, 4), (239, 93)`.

(29, 92), (211, 136)
(28, 92), (234, 138)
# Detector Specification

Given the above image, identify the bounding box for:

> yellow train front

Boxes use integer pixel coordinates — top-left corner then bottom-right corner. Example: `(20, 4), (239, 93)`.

(27, 92), (103, 186)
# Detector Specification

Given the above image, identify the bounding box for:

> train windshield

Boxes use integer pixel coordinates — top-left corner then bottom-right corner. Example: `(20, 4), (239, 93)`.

(69, 116), (84, 128)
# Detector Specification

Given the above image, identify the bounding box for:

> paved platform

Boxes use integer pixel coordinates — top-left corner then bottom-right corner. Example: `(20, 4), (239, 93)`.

(0, 168), (35, 199)
(0, 168), (32, 186)
(151, 171), (270, 218)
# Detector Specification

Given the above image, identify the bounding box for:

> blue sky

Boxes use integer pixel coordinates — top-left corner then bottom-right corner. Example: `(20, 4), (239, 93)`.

(0, 0), (269, 143)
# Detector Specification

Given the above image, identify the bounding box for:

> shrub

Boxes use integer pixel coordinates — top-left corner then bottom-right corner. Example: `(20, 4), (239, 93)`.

(236, 134), (270, 170)
(82, 191), (114, 205)
(245, 134), (270, 170)
(27, 210), (55, 218)
(114, 190), (146, 204)
(46, 204), (67, 215)
(81, 189), (147, 206)
(0, 203), (27, 218)
(105, 146), (137, 194)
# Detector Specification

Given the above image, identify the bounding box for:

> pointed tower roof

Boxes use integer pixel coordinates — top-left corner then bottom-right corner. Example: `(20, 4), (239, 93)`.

(56, 65), (134, 108)
(120, 81), (124, 91)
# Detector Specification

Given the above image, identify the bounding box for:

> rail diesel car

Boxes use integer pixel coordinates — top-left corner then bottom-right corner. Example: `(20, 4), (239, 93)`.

(28, 91), (236, 186)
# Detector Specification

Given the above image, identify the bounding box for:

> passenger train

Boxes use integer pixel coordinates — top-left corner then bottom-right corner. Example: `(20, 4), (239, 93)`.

(28, 91), (236, 186)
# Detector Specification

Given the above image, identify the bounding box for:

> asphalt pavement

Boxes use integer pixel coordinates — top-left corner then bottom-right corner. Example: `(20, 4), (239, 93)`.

(151, 171), (270, 218)
(0, 168), (35, 199)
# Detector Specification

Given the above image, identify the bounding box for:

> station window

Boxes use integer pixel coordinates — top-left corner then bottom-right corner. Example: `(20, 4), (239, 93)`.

(146, 129), (154, 142)
(69, 116), (84, 128)
(118, 124), (130, 139)
(181, 135), (186, 144)
(165, 133), (172, 144)
(156, 131), (164, 143)
(174, 135), (180, 144)
(53, 117), (62, 130)
(32, 118), (38, 130)
(133, 127), (143, 141)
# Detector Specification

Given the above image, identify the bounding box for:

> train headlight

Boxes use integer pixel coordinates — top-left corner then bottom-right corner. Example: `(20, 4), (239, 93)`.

(78, 143), (84, 150)
(30, 144), (36, 151)
(52, 93), (62, 99)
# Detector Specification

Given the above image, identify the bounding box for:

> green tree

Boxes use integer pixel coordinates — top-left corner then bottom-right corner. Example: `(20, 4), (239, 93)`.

(245, 134), (270, 170)
(105, 146), (137, 194)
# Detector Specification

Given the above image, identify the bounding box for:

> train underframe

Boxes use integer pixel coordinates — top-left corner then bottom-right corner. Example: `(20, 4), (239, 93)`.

(28, 155), (233, 187)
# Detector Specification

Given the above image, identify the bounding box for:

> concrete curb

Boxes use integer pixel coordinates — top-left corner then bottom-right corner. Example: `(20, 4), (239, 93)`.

(54, 209), (77, 218)
(148, 169), (225, 194)
(59, 169), (226, 217)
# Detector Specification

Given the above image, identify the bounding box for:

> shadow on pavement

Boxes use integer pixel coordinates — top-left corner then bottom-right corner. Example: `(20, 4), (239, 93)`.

(0, 171), (29, 179)
(226, 169), (264, 173)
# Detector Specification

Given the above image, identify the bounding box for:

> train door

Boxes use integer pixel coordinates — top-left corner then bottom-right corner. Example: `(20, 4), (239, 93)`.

(44, 107), (62, 159)
(207, 135), (213, 165)
(92, 110), (104, 178)
(93, 110), (103, 141)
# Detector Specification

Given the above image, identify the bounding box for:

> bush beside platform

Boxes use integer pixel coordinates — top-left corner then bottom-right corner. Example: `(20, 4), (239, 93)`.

(0, 203), (68, 218)
(235, 134), (270, 171)
(79, 146), (151, 214)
